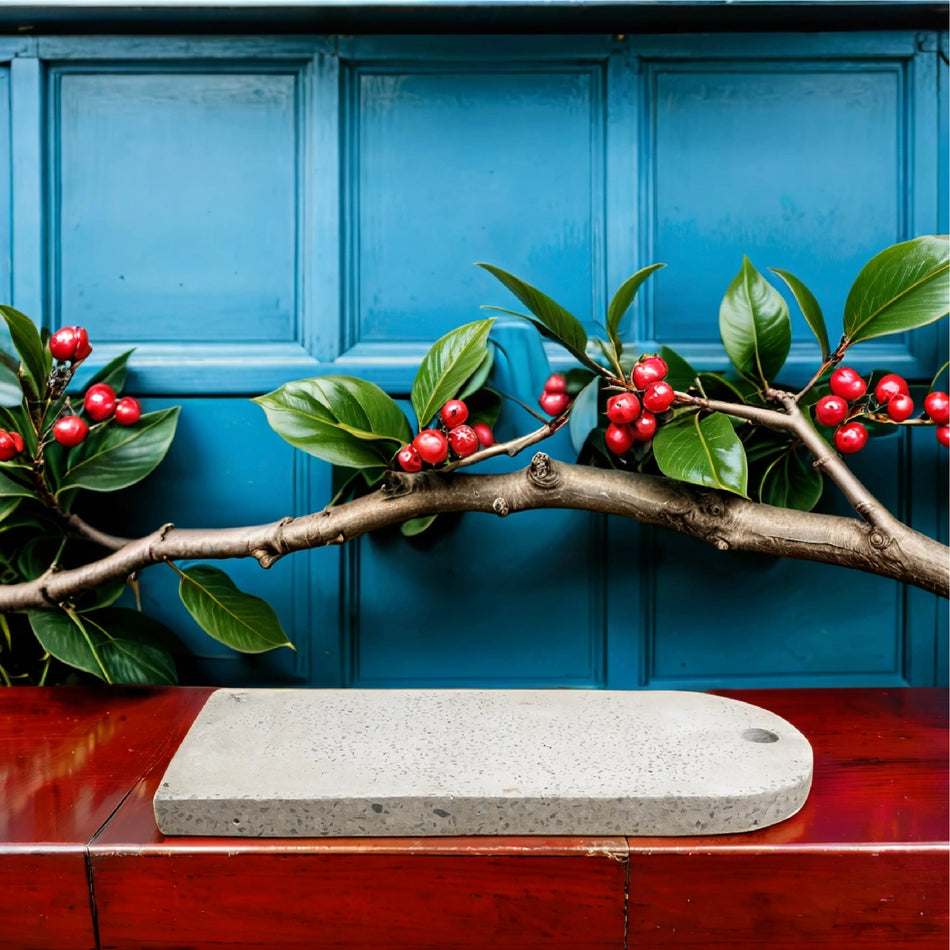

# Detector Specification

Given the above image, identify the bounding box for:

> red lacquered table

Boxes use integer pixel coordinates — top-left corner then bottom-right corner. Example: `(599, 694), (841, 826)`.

(1, 687), (946, 949)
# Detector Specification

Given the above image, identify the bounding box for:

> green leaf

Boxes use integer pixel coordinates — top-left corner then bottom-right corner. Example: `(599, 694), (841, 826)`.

(477, 263), (588, 358)
(769, 268), (830, 360)
(411, 320), (495, 429)
(97, 637), (178, 685)
(0, 306), (49, 402)
(60, 407), (180, 492)
(653, 411), (749, 496)
(843, 236), (950, 343)
(0, 496), (19, 523)
(401, 514), (438, 537)
(0, 468), (37, 500)
(458, 344), (495, 400)
(178, 565), (293, 654)
(759, 446), (824, 512)
(719, 257), (791, 387)
(659, 346), (699, 392)
(254, 376), (412, 471)
(0, 362), (22, 407)
(83, 349), (134, 393)
(606, 263), (665, 354)
(569, 377), (600, 454)
(27, 608), (112, 681)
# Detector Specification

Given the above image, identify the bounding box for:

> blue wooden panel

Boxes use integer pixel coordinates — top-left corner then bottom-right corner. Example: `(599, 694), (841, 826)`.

(51, 67), (302, 345)
(0, 66), (12, 310)
(343, 60), (604, 362)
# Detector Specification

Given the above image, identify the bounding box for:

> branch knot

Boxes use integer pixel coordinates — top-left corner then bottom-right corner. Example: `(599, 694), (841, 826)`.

(528, 453), (559, 489)
(492, 497), (510, 517)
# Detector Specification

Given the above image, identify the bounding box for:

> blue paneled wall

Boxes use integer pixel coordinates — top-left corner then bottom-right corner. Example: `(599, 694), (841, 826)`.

(1, 29), (945, 687)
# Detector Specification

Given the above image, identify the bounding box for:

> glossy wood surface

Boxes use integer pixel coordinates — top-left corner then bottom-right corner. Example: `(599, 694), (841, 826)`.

(1, 686), (946, 948)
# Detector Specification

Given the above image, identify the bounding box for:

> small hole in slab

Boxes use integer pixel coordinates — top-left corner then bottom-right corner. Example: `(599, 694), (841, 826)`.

(742, 728), (779, 743)
(232, 817), (241, 825)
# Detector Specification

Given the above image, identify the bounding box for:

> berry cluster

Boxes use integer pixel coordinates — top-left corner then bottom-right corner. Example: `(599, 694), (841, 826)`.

(49, 326), (93, 364)
(603, 355), (675, 455)
(814, 367), (949, 453)
(397, 399), (495, 472)
(538, 374), (572, 416)
(0, 429), (24, 462)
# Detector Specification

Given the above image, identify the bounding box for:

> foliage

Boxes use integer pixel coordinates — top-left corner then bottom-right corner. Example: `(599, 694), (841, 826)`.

(0, 236), (946, 683)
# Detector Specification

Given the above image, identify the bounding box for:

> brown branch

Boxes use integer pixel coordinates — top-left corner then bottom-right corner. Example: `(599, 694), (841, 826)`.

(0, 453), (945, 612)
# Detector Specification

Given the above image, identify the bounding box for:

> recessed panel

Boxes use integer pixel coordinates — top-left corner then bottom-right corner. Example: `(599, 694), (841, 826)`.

(352, 67), (601, 346)
(651, 66), (901, 347)
(54, 69), (299, 343)
(0, 68), (10, 309)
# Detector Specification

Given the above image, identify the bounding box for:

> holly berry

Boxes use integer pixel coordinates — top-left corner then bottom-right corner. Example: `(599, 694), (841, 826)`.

(539, 390), (571, 416)
(814, 394), (849, 427)
(641, 380), (675, 413)
(631, 356), (668, 390)
(0, 431), (16, 461)
(53, 415), (88, 447)
(49, 326), (92, 363)
(924, 391), (950, 425)
(604, 423), (634, 455)
(440, 399), (469, 429)
(83, 383), (117, 422)
(397, 444), (422, 472)
(114, 397), (142, 426)
(544, 373), (566, 394)
(829, 366), (867, 401)
(937, 426), (950, 449)
(413, 428), (448, 465)
(8, 432), (23, 454)
(448, 424), (479, 458)
(631, 410), (657, 441)
(472, 422), (495, 447)
(606, 392), (641, 425)
(834, 421), (868, 454)
(886, 392), (914, 422)
(873, 373), (908, 405)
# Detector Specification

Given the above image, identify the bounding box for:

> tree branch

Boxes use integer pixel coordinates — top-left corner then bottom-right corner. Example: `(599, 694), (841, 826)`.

(1, 453), (945, 612)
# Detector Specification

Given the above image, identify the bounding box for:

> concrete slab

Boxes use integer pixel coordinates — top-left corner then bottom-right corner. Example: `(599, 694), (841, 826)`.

(153, 689), (813, 837)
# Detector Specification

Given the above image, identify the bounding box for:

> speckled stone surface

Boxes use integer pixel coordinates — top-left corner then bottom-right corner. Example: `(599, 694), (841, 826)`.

(153, 689), (813, 837)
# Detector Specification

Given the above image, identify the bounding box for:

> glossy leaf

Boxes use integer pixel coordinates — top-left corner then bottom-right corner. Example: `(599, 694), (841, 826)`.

(759, 445), (824, 512)
(0, 362), (21, 407)
(659, 345), (699, 392)
(27, 609), (112, 681)
(607, 263), (665, 354)
(477, 263), (588, 358)
(178, 565), (293, 654)
(569, 377), (601, 454)
(770, 268), (830, 360)
(401, 515), (438, 537)
(411, 319), (495, 429)
(653, 411), (749, 496)
(458, 343), (495, 400)
(0, 305), (48, 402)
(60, 407), (180, 492)
(0, 496), (19, 523)
(719, 257), (791, 387)
(0, 469), (37, 500)
(843, 236), (950, 343)
(97, 637), (178, 685)
(255, 376), (412, 471)
(83, 349), (133, 393)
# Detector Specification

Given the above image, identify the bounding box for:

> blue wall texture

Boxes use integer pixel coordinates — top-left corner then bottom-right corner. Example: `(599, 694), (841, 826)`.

(2, 27), (946, 687)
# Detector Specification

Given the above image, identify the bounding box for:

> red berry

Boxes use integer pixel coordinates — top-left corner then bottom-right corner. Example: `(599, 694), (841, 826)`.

(412, 428), (448, 465)
(873, 373), (908, 405)
(886, 392), (914, 422)
(604, 423), (634, 455)
(829, 366), (867, 401)
(83, 383), (117, 422)
(114, 397), (142, 426)
(539, 390), (571, 416)
(472, 422), (495, 447)
(397, 444), (422, 472)
(606, 392), (641, 425)
(8, 431), (23, 454)
(834, 421), (868, 454)
(72, 327), (92, 361)
(631, 410), (657, 441)
(924, 391), (950, 425)
(0, 431), (15, 462)
(440, 399), (469, 428)
(937, 426), (950, 449)
(814, 394), (849, 427)
(641, 379), (675, 413)
(448, 424), (479, 458)
(632, 356), (668, 390)
(48, 326), (92, 362)
(53, 415), (88, 447)
(544, 373), (566, 394)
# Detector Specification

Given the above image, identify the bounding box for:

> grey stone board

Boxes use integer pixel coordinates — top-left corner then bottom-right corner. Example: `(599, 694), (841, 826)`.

(153, 688), (813, 837)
